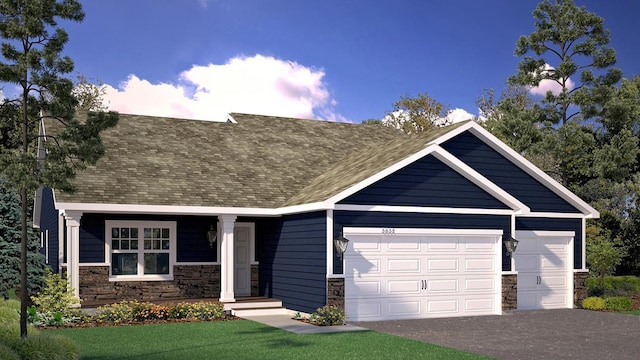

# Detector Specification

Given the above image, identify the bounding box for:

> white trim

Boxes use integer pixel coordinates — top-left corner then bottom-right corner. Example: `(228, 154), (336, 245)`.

(219, 215), (237, 303)
(517, 212), (587, 219)
(174, 262), (220, 266)
(63, 211), (82, 299)
(105, 220), (177, 281)
(44, 230), (49, 264)
(573, 269), (589, 273)
(335, 204), (517, 215)
(78, 263), (109, 267)
(501, 271), (518, 275)
(55, 201), (318, 216)
(344, 227), (504, 236)
(326, 210), (334, 277)
(465, 124), (599, 218)
(58, 213), (64, 275)
(581, 217), (586, 270)
(510, 214), (516, 271)
(326, 274), (345, 279)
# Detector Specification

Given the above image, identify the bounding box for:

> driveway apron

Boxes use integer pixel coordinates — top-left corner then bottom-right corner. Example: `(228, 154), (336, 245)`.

(352, 309), (640, 360)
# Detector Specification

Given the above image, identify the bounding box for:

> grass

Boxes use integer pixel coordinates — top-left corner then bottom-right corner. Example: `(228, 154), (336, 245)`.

(623, 310), (640, 316)
(48, 320), (489, 360)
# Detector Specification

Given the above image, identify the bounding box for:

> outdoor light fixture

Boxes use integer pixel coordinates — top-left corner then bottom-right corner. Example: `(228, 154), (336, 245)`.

(207, 225), (217, 248)
(334, 232), (350, 259)
(503, 235), (519, 256)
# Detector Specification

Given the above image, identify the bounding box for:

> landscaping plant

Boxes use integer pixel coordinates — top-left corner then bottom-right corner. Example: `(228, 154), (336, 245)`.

(581, 297), (606, 310)
(308, 305), (346, 326)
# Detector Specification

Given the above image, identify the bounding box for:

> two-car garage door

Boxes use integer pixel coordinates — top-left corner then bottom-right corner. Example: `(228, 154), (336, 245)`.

(344, 228), (502, 322)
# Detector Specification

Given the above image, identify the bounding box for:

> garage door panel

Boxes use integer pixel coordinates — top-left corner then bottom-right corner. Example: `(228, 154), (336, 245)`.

(540, 274), (568, 288)
(347, 256), (381, 277)
(464, 297), (496, 313)
(465, 277), (496, 292)
(427, 258), (459, 272)
(465, 258), (495, 272)
(348, 280), (381, 297)
(518, 273), (540, 291)
(540, 292), (569, 308)
(388, 258), (421, 273)
(540, 256), (567, 270)
(426, 278), (459, 293)
(350, 235), (382, 252)
(427, 298), (458, 314)
(426, 238), (459, 252)
(387, 280), (422, 295)
(387, 236), (423, 252)
(464, 240), (496, 252)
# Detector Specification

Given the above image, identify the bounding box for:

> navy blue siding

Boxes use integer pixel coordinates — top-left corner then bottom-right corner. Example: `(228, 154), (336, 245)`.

(256, 212), (326, 313)
(442, 132), (580, 213)
(340, 154), (508, 209)
(78, 214), (217, 263)
(516, 217), (583, 269)
(39, 188), (59, 271)
(334, 211), (513, 272)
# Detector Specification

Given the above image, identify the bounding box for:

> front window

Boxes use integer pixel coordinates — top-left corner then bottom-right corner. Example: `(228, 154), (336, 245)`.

(107, 221), (175, 280)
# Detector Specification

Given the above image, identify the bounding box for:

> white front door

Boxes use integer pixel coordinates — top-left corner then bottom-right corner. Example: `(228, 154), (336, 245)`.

(344, 228), (502, 321)
(234, 224), (254, 296)
(514, 231), (574, 310)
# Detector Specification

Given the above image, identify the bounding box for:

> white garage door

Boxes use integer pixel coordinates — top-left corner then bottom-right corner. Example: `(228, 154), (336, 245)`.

(344, 228), (502, 321)
(514, 231), (574, 310)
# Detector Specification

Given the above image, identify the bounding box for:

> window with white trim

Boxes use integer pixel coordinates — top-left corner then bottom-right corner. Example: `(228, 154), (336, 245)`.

(106, 221), (176, 280)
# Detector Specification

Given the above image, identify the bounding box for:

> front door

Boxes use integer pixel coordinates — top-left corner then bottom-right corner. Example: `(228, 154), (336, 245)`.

(234, 224), (253, 296)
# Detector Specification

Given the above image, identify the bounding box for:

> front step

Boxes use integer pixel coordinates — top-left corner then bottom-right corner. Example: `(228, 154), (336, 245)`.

(225, 297), (287, 317)
(232, 307), (289, 317)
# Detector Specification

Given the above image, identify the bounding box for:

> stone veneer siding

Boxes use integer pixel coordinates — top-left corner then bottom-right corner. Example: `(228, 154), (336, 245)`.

(251, 264), (259, 297)
(327, 278), (344, 308)
(502, 274), (517, 310)
(574, 271), (588, 308)
(78, 265), (220, 304)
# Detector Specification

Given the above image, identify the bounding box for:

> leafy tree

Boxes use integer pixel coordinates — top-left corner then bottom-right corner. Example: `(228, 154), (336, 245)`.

(586, 224), (626, 288)
(0, 178), (46, 300)
(0, 0), (118, 337)
(73, 74), (108, 112)
(383, 92), (450, 134)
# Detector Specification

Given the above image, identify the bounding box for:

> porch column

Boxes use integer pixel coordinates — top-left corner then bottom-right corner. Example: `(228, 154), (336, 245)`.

(219, 215), (237, 302)
(63, 211), (83, 301)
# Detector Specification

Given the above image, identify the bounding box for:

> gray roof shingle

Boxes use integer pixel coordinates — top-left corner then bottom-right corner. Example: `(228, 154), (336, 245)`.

(54, 113), (463, 208)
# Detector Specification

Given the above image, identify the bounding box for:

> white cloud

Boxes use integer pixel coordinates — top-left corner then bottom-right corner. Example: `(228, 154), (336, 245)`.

(101, 54), (343, 122)
(529, 63), (575, 96)
(446, 108), (475, 123)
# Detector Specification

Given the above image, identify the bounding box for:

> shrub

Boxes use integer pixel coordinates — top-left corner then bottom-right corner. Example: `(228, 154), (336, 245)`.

(308, 305), (345, 326)
(95, 300), (226, 324)
(13, 333), (79, 360)
(0, 343), (19, 360)
(30, 271), (80, 314)
(581, 296), (606, 310)
(605, 296), (633, 311)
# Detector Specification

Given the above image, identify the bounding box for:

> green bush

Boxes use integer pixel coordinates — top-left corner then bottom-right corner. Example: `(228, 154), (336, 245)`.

(581, 296), (606, 310)
(30, 271), (80, 314)
(605, 296), (633, 311)
(587, 275), (640, 296)
(95, 300), (226, 324)
(12, 333), (79, 360)
(0, 343), (19, 360)
(308, 305), (345, 326)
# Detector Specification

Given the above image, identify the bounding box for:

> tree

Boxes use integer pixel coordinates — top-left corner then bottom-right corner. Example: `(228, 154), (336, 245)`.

(507, 0), (633, 188)
(383, 92), (450, 134)
(73, 74), (108, 112)
(0, 0), (118, 338)
(0, 178), (46, 300)
(586, 223), (626, 288)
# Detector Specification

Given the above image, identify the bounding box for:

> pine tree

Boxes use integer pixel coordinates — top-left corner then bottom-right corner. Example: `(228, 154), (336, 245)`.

(0, 178), (46, 300)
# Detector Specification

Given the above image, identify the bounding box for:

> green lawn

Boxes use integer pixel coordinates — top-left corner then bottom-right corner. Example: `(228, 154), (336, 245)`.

(48, 320), (490, 360)
(623, 310), (640, 316)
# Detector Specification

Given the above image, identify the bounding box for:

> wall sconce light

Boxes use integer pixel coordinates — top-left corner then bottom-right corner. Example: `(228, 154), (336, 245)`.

(207, 225), (217, 248)
(334, 232), (350, 259)
(503, 235), (519, 256)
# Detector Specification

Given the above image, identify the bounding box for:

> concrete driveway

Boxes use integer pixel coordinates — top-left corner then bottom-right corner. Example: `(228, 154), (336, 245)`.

(352, 309), (640, 359)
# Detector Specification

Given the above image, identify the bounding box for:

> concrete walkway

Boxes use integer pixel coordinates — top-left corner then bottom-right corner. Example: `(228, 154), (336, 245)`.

(240, 314), (367, 334)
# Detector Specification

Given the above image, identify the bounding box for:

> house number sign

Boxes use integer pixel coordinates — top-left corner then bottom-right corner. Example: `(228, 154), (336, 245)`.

(382, 228), (396, 235)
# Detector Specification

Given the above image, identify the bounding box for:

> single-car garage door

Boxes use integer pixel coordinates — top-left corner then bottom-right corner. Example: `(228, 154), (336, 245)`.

(514, 230), (574, 310)
(344, 228), (502, 321)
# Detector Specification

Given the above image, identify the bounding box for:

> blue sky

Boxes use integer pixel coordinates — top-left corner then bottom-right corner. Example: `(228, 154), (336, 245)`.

(61, 0), (640, 123)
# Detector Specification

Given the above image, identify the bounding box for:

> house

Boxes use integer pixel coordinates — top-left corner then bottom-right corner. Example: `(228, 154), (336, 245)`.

(35, 113), (597, 321)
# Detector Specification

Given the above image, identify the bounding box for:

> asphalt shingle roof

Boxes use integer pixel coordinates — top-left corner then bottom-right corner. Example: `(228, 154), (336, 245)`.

(53, 112), (461, 208)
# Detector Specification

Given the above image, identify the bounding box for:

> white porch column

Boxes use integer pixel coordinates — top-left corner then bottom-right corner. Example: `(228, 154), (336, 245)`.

(219, 215), (237, 302)
(63, 211), (83, 301)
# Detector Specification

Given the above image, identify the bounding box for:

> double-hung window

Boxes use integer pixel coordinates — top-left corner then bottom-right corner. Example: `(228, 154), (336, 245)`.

(106, 220), (176, 281)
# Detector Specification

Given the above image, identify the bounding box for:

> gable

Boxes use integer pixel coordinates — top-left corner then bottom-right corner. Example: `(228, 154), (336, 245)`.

(339, 154), (510, 209)
(441, 131), (580, 213)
